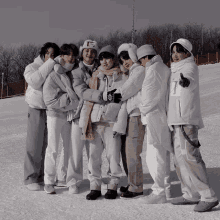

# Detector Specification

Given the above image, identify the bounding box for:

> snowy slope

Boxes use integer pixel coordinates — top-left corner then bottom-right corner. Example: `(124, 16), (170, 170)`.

(0, 64), (220, 220)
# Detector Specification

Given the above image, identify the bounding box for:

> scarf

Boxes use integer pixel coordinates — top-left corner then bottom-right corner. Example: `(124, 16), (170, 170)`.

(82, 66), (121, 140)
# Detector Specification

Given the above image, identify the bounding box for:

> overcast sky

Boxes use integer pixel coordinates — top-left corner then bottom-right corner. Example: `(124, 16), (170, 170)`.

(1, 0), (219, 47)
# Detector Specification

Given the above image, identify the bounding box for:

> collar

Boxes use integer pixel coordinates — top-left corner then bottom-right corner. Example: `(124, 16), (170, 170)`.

(171, 56), (195, 73)
(79, 60), (99, 74)
(129, 62), (140, 73)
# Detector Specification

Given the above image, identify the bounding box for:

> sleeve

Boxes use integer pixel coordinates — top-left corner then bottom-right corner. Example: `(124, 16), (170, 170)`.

(117, 66), (145, 101)
(112, 101), (128, 135)
(140, 69), (162, 116)
(72, 70), (103, 103)
(180, 64), (197, 90)
(24, 58), (55, 90)
(43, 74), (79, 112)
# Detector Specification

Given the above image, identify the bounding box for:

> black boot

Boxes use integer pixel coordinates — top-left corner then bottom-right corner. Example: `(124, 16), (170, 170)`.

(105, 189), (118, 199)
(86, 190), (102, 200)
(120, 185), (129, 193)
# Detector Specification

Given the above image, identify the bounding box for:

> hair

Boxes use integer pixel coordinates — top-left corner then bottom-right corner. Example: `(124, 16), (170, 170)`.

(170, 43), (191, 62)
(98, 52), (114, 61)
(39, 42), (60, 60)
(141, 54), (156, 60)
(171, 43), (190, 55)
(60, 43), (79, 56)
(118, 51), (130, 65)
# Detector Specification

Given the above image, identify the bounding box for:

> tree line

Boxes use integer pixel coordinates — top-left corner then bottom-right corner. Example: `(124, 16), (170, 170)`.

(1, 22), (220, 84)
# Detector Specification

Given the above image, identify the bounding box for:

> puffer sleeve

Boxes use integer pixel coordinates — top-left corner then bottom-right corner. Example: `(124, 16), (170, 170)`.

(24, 58), (55, 89)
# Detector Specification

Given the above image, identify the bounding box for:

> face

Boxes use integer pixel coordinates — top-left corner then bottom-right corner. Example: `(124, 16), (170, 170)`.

(61, 51), (76, 64)
(100, 58), (114, 70)
(82, 48), (96, 65)
(120, 57), (134, 70)
(139, 56), (150, 67)
(44, 48), (55, 62)
(172, 45), (188, 63)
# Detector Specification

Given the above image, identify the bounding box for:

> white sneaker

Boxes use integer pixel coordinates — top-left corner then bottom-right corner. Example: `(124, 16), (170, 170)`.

(44, 184), (56, 194)
(55, 180), (66, 187)
(69, 185), (79, 194)
(26, 183), (41, 191)
(140, 193), (167, 204)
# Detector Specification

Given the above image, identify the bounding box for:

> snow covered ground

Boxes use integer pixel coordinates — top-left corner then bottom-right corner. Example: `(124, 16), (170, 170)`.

(1, 63), (220, 220)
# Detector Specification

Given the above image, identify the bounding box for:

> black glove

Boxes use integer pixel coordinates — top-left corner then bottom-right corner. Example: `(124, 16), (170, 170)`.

(113, 93), (122, 103)
(179, 73), (190, 88)
(107, 89), (117, 102)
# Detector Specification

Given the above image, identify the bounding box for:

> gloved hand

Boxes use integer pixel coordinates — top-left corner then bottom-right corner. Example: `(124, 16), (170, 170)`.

(179, 73), (190, 88)
(107, 89), (117, 102)
(113, 93), (122, 103)
(113, 131), (123, 138)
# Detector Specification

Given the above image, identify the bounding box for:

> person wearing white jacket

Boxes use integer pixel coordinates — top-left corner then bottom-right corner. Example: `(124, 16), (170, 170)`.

(137, 44), (172, 204)
(23, 42), (60, 191)
(43, 44), (80, 194)
(168, 38), (218, 212)
(114, 43), (145, 199)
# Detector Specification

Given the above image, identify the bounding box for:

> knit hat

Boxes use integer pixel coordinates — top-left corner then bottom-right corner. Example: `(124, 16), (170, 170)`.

(117, 43), (138, 62)
(170, 38), (193, 55)
(79, 39), (99, 57)
(98, 45), (115, 58)
(137, 44), (156, 60)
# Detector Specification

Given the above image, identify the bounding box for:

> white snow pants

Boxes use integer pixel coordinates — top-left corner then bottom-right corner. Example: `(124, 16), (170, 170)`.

(88, 122), (123, 191)
(44, 116), (71, 185)
(145, 127), (171, 196)
(66, 119), (89, 187)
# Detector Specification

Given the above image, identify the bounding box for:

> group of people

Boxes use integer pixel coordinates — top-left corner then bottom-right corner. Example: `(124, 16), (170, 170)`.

(23, 38), (219, 212)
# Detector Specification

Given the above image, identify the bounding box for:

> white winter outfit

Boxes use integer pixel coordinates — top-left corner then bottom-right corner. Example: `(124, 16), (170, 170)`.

(167, 56), (204, 128)
(43, 57), (79, 185)
(140, 55), (172, 196)
(168, 49), (217, 203)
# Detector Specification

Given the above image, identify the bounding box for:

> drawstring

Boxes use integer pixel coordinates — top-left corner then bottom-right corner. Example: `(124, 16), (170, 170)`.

(180, 125), (201, 148)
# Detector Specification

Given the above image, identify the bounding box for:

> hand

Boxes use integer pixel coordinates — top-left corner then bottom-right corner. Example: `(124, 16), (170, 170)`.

(179, 73), (190, 88)
(113, 93), (122, 103)
(113, 131), (123, 138)
(107, 89), (117, 102)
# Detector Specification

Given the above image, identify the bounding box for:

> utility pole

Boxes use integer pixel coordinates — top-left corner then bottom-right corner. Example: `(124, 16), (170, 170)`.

(132, 0), (135, 43)
(1, 73), (4, 99)
(171, 30), (173, 44)
(201, 25), (203, 55)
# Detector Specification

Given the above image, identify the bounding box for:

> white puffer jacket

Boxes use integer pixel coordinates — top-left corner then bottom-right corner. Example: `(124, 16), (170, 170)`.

(140, 55), (172, 152)
(117, 63), (145, 116)
(167, 56), (204, 129)
(24, 56), (55, 109)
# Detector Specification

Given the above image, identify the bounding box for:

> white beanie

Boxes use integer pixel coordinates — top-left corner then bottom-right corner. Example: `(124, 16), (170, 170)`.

(170, 38), (193, 55)
(79, 39), (99, 57)
(137, 44), (156, 60)
(117, 43), (138, 63)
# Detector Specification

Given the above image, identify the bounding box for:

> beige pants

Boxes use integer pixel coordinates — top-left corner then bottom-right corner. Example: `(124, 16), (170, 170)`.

(126, 116), (145, 193)
(88, 122), (122, 190)
(173, 125), (217, 202)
